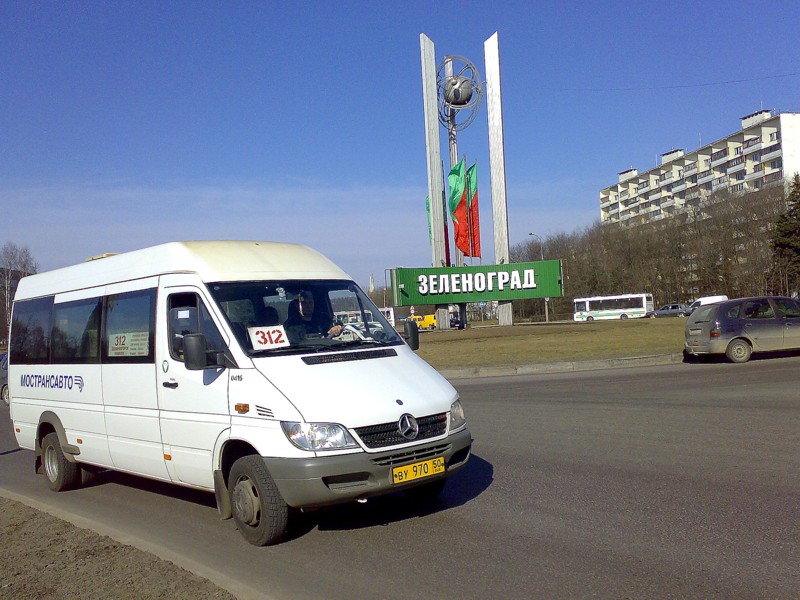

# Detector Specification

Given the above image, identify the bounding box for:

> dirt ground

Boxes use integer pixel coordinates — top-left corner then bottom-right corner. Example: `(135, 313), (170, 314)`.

(0, 497), (235, 600)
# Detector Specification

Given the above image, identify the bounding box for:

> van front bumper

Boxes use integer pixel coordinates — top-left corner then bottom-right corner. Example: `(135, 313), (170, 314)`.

(263, 427), (472, 508)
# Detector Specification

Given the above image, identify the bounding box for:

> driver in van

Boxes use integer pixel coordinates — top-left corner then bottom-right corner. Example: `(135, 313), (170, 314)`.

(284, 290), (343, 340)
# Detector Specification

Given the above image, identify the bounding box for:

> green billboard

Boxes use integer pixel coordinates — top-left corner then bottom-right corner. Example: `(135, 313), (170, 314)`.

(390, 260), (562, 306)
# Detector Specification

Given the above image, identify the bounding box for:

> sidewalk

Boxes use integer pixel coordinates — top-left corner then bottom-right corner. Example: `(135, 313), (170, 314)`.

(437, 352), (685, 379)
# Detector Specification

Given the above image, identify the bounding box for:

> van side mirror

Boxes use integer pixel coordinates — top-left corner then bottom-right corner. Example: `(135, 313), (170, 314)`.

(184, 333), (239, 370)
(183, 333), (208, 370)
(403, 320), (420, 351)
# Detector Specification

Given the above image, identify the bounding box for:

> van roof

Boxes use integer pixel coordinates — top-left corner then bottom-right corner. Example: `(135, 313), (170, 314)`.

(15, 241), (351, 300)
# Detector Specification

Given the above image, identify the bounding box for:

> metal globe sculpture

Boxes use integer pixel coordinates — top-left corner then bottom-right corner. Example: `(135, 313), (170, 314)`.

(436, 55), (483, 131)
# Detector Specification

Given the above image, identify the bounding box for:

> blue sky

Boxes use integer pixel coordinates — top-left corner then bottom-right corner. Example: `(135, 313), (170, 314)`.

(3, 1), (800, 288)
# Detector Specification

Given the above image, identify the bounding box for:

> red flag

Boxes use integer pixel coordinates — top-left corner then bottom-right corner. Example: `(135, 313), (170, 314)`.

(465, 163), (481, 257)
(448, 160), (470, 256)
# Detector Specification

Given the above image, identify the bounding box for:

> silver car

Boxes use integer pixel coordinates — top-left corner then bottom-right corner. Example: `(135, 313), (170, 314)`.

(1, 353), (8, 406)
(684, 296), (800, 362)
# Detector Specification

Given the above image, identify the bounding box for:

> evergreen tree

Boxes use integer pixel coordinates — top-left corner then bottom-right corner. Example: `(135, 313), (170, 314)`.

(771, 174), (800, 296)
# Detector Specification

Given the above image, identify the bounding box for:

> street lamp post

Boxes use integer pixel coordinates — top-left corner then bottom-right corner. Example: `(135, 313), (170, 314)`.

(528, 233), (549, 323)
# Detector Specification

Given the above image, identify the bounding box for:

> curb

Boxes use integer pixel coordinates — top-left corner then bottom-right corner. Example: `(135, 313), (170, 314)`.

(437, 353), (685, 379)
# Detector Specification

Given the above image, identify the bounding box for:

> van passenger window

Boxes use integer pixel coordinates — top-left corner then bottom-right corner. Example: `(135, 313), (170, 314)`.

(168, 293), (225, 362)
(104, 289), (156, 363)
(742, 300), (774, 320)
(10, 296), (54, 364)
(773, 298), (800, 318)
(52, 298), (102, 363)
(725, 305), (741, 320)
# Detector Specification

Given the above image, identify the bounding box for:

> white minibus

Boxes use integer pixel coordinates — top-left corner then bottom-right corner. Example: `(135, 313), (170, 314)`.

(573, 293), (654, 321)
(9, 241), (472, 545)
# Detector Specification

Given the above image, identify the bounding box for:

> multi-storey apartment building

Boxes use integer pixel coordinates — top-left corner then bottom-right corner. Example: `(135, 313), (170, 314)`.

(600, 110), (800, 226)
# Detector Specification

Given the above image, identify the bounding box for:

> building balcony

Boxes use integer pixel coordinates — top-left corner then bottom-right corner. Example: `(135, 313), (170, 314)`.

(661, 198), (675, 208)
(712, 175), (729, 190)
(743, 139), (763, 155)
(727, 160), (745, 174)
(761, 143), (782, 160)
(697, 170), (713, 182)
(684, 163), (698, 175)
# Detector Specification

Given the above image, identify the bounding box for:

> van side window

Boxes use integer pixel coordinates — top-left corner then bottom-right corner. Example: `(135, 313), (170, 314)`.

(742, 300), (774, 320)
(773, 297), (800, 318)
(725, 304), (741, 320)
(168, 293), (225, 362)
(104, 289), (156, 363)
(10, 296), (54, 364)
(52, 297), (102, 364)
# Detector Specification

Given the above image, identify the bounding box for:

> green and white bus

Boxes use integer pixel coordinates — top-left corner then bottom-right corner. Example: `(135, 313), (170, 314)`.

(573, 293), (654, 321)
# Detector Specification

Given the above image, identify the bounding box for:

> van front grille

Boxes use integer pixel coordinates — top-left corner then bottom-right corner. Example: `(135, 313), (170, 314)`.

(355, 413), (447, 449)
(370, 443), (452, 467)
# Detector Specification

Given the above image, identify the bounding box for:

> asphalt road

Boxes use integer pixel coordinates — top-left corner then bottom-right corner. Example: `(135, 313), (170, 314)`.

(2, 356), (799, 599)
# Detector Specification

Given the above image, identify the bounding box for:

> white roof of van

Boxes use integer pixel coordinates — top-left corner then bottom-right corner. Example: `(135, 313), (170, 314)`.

(15, 241), (351, 300)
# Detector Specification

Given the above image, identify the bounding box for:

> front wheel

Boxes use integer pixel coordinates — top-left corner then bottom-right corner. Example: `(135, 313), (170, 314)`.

(620, 314), (628, 320)
(1, 385), (8, 407)
(586, 316), (594, 322)
(41, 432), (82, 492)
(229, 456), (288, 546)
(726, 339), (752, 363)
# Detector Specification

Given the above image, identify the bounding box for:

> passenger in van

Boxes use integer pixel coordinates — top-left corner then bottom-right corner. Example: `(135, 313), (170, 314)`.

(283, 290), (343, 341)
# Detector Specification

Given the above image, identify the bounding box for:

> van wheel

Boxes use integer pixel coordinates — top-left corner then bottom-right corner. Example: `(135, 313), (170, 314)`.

(725, 339), (752, 363)
(42, 432), (81, 492)
(1, 385), (8, 407)
(229, 456), (288, 546)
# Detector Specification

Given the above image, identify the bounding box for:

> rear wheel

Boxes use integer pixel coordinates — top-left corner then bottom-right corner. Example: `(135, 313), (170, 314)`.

(586, 316), (594, 322)
(725, 339), (752, 363)
(620, 314), (628, 320)
(41, 432), (81, 492)
(1, 385), (8, 407)
(229, 455), (288, 546)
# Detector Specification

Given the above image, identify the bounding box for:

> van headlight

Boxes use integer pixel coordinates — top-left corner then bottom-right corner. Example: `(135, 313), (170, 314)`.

(449, 399), (466, 431)
(281, 422), (358, 451)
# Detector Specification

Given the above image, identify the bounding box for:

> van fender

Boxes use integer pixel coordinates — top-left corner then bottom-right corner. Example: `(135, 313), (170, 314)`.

(34, 411), (81, 473)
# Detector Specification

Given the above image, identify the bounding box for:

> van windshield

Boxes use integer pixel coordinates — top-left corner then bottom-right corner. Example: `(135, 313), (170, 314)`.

(207, 280), (403, 355)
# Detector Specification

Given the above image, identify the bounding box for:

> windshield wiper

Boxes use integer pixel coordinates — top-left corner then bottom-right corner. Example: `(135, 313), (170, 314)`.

(251, 343), (329, 355)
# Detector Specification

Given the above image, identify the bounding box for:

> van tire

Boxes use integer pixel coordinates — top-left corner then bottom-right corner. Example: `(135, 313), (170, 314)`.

(229, 456), (288, 546)
(1, 385), (8, 407)
(42, 432), (81, 492)
(726, 339), (752, 363)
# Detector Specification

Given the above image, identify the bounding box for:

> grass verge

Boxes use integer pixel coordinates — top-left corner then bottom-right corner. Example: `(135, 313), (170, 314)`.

(415, 318), (686, 370)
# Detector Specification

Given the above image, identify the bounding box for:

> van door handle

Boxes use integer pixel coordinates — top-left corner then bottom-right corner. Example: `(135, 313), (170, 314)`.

(162, 381), (179, 389)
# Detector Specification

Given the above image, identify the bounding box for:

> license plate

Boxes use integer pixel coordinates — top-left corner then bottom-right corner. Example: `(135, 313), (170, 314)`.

(392, 456), (445, 484)
(689, 328), (702, 335)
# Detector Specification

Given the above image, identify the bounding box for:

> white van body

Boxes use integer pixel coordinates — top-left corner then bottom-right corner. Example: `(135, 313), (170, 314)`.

(9, 241), (472, 545)
(689, 295), (729, 311)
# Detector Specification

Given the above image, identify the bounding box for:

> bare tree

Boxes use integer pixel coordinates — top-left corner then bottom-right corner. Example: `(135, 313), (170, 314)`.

(1, 242), (39, 343)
